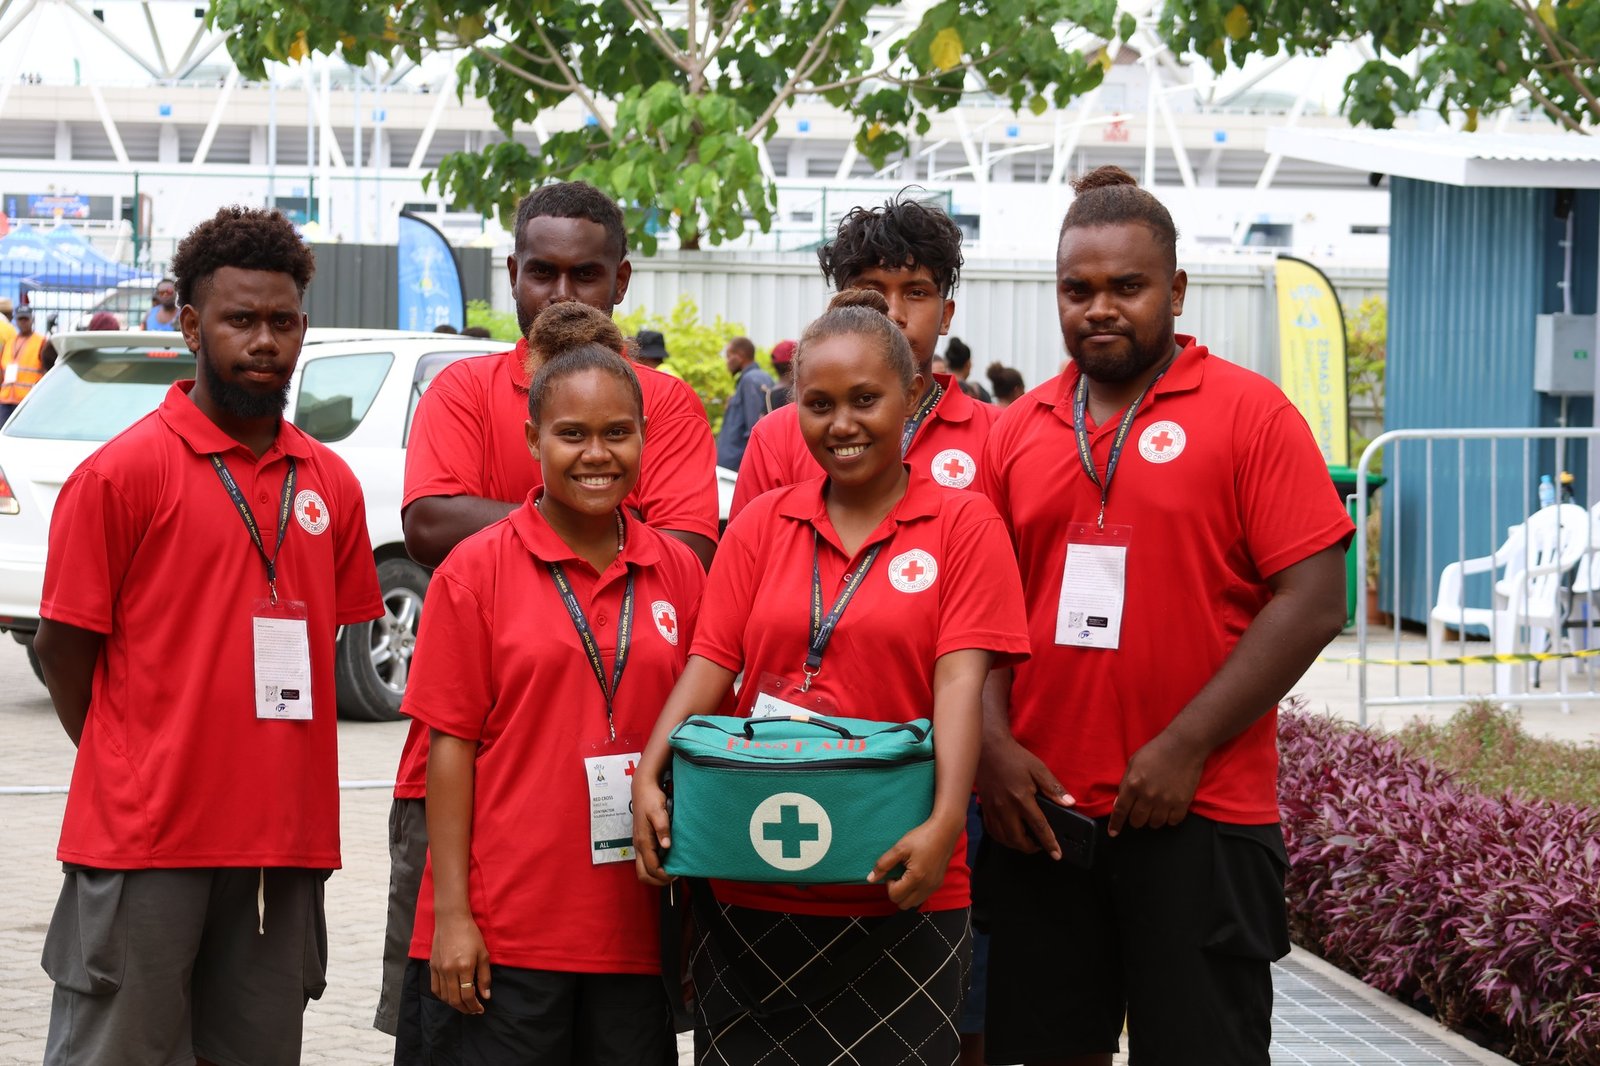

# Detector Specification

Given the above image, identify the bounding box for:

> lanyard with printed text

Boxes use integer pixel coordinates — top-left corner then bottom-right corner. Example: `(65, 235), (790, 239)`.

(804, 531), (885, 691)
(900, 379), (945, 456)
(549, 562), (635, 742)
(209, 454), (296, 604)
(1072, 369), (1167, 529)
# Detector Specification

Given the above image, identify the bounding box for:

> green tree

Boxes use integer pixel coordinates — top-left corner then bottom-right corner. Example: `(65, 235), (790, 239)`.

(210, 0), (1130, 251)
(1161, 0), (1599, 132)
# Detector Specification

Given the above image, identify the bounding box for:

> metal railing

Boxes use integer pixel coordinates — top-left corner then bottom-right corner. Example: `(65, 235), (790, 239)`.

(1354, 426), (1600, 724)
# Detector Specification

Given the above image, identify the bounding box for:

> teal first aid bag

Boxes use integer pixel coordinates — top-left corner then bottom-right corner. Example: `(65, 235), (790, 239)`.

(662, 714), (935, 884)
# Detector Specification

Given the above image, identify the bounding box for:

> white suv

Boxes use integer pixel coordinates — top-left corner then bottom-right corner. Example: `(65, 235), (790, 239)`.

(0, 328), (502, 721)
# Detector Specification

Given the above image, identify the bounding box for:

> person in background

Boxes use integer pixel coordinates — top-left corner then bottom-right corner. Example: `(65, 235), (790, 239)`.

(986, 363), (1026, 408)
(634, 328), (683, 379)
(975, 166), (1352, 1066)
(945, 337), (993, 403)
(461, 325), (492, 338)
(716, 335), (774, 471)
(766, 339), (795, 411)
(143, 279), (179, 331)
(0, 297), (15, 347)
(0, 302), (46, 426)
(434, 323), (459, 335)
(87, 311), (121, 330)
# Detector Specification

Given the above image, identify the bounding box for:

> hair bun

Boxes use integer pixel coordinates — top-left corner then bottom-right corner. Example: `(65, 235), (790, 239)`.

(527, 302), (627, 361)
(1070, 165), (1139, 195)
(827, 288), (890, 315)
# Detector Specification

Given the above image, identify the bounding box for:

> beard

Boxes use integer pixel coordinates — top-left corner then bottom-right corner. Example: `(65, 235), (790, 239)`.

(196, 332), (290, 419)
(1070, 330), (1173, 385)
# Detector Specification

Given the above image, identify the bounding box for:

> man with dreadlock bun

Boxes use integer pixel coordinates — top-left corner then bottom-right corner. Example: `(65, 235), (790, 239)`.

(975, 166), (1352, 1066)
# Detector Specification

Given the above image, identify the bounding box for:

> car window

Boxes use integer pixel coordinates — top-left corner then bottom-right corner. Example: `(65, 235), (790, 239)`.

(3, 344), (193, 442)
(294, 352), (394, 443)
(404, 350), (494, 446)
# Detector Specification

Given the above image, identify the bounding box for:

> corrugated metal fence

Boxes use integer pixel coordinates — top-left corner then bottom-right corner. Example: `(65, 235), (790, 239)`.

(617, 252), (1386, 394)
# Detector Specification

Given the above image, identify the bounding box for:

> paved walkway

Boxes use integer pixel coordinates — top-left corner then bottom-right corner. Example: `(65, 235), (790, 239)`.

(0, 630), (1545, 1065)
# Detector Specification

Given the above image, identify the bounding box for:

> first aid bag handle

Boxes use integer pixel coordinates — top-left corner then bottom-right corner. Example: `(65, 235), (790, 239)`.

(742, 714), (856, 741)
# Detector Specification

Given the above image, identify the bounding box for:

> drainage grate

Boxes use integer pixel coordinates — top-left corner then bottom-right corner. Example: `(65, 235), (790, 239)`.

(1271, 956), (1499, 1065)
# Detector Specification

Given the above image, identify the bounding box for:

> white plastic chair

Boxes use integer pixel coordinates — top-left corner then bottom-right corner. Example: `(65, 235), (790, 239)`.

(1428, 503), (1589, 692)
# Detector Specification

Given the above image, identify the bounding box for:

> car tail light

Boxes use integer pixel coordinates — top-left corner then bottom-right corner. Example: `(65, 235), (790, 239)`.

(0, 465), (18, 515)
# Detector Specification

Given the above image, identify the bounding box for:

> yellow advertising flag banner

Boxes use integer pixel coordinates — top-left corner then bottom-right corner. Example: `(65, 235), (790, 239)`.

(1274, 256), (1349, 466)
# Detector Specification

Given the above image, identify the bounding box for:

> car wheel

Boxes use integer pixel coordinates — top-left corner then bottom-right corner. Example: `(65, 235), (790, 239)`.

(25, 640), (44, 686)
(336, 557), (430, 722)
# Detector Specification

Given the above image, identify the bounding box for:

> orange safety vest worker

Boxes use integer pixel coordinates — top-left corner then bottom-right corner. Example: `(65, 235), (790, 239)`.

(0, 331), (46, 406)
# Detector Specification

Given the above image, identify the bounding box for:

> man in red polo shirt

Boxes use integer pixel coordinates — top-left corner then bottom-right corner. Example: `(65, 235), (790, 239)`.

(376, 180), (720, 1045)
(33, 206), (383, 1066)
(974, 167), (1352, 1066)
(729, 195), (996, 523)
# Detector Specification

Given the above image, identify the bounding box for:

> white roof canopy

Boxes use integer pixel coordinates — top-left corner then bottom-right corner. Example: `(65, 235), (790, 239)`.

(1265, 127), (1600, 189)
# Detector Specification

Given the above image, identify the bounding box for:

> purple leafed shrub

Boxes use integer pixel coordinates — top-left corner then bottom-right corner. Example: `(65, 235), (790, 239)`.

(1278, 708), (1600, 1065)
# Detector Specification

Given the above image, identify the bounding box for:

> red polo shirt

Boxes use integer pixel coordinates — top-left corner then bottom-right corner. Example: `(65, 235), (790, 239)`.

(394, 339), (719, 798)
(979, 338), (1354, 825)
(692, 472), (1029, 916)
(729, 373), (997, 522)
(406, 499), (705, 973)
(41, 382), (383, 868)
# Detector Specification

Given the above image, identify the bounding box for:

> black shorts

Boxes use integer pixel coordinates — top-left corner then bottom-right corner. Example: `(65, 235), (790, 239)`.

(981, 813), (1289, 1066)
(398, 958), (675, 1066)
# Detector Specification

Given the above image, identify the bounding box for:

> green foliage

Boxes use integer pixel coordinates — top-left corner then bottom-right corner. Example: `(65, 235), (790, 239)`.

(616, 295), (747, 433)
(1345, 294), (1386, 471)
(465, 298), (521, 342)
(1398, 700), (1600, 808)
(1159, 0), (1600, 132)
(211, 0), (1130, 251)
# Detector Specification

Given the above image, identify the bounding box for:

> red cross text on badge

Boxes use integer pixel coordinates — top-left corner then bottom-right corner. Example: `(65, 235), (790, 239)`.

(901, 559), (925, 583)
(303, 500), (322, 524)
(657, 610), (675, 635)
(1149, 431), (1174, 453)
(942, 456), (966, 480)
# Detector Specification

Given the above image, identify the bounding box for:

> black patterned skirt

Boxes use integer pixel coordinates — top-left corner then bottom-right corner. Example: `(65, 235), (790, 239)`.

(690, 903), (971, 1066)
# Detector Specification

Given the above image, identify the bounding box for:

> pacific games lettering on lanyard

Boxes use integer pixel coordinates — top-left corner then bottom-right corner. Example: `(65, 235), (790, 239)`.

(209, 454), (315, 720)
(548, 520), (644, 865)
(1054, 367), (1167, 651)
(751, 531), (885, 720)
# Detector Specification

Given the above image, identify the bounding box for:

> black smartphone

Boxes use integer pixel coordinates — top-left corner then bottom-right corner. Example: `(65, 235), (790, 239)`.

(1034, 793), (1097, 869)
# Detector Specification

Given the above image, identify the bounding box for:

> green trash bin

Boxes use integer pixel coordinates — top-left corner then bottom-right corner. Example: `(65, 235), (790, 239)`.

(1328, 465), (1386, 628)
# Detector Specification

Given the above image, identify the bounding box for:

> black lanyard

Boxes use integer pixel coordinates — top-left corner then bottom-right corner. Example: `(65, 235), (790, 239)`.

(900, 379), (944, 456)
(1071, 369), (1166, 529)
(209, 454), (296, 604)
(804, 531), (885, 691)
(549, 562), (635, 742)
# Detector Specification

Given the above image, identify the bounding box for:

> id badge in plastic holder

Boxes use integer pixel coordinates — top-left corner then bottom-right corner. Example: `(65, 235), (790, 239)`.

(750, 671), (840, 719)
(1055, 523), (1131, 650)
(252, 599), (313, 720)
(583, 734), (642, 865)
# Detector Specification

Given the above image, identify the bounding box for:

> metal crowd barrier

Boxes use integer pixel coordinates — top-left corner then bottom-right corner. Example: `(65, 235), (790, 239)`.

(1354, 427), (1600, 724)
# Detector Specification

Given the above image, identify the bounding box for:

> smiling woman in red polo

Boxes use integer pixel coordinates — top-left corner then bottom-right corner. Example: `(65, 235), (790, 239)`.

(632, 290), (1029, 1066)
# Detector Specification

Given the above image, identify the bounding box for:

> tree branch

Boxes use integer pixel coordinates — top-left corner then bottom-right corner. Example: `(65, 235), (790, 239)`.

(616, 0), (695, 75)
(1511, 0), (1599, 127)
(695, 0), (747, 93)
(530, 21), (615, 136)
(805, 39), (1022, 96)
(744, 0), (859, 140)
(469, 44), (571, 93)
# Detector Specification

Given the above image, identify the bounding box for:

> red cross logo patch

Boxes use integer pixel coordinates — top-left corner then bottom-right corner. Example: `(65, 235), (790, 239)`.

(1138, 421), (1186, 465)
(651, 599), (679, 646)
(887, 548), (938, 594)
(294, 489), (330, 535)
(930, 448), (977, 489)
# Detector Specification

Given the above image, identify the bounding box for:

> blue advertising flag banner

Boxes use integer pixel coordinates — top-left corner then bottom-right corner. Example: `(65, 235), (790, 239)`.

(396, 212), (465, 333)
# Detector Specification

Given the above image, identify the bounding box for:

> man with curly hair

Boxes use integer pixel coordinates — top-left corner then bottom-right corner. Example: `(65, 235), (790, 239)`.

(728, 193), (999, 523)
(33, 206), (383, 1066)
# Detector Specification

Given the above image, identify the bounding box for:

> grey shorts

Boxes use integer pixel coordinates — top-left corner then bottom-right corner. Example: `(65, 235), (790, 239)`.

(42, 865), (329, 1066)
(374, 796), (428, 1038)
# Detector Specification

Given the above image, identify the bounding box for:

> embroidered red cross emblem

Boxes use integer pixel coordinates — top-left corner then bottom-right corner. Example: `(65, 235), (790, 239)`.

(1149, 431), (1175, 452)
(657, 610), (675, 634)
(303, 500), (322, 523)
(625, 759), (637, 777)
(942, 457), (967, 479)
(901, 560), (925, 582)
